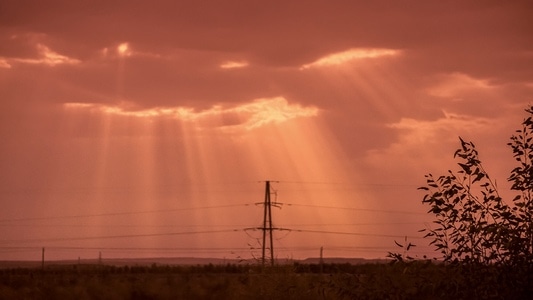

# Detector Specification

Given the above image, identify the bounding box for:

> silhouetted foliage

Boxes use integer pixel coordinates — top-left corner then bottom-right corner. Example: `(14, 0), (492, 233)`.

(420, 106), (533, 266)
(416, 106), (533, 298)
(507, 106), (533, 264)
(419, 136), (512, 264)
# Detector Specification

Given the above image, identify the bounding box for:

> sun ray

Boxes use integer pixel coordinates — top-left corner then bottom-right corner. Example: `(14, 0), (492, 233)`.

(61, 96), (369, 258)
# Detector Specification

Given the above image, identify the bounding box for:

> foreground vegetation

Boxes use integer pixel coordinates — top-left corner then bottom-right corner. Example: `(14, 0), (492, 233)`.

(0, 261), (531, 299)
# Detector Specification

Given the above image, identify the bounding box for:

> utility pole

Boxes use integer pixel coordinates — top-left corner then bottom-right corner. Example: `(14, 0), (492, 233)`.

(262, 180), (275, 266)
(319, 246), (324, 274)
(41, 247), (45, 270)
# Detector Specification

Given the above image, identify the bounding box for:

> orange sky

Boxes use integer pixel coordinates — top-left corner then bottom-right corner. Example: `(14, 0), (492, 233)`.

(1, 0), (533, 261)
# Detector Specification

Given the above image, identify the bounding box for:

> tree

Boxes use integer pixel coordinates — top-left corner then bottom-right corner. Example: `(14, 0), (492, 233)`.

(420, 106), (533, 266)
(507, 106), (533, 263)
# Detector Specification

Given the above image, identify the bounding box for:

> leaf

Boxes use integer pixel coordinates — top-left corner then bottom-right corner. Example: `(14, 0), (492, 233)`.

(406, 243), (416, 251)
(458, 163), (471, 174)
(459, 136), (466, 149)
(472, 172), (485, 183)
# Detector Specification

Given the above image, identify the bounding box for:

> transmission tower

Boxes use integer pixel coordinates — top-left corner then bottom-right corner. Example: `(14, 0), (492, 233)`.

(261, 180), (275, 266)
(243, 180), (285, 266)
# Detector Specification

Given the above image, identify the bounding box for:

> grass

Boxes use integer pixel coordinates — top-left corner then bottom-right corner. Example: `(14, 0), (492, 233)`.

(0, 261), (530, 299)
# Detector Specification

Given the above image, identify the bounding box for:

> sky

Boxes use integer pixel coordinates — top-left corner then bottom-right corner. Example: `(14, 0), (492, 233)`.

(1, 0), (532, 262)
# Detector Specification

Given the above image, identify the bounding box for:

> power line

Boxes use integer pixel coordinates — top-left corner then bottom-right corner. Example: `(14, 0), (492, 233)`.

(2, 227), (426, 247)
(0, 221), (426, 229)
(0, 202), (426, 229)
(1, 229), (243, 244)
(0, 203), (251, 223)
(279, 222), (426, 226)
(0, 245), (437, 256)
(0, 223), (257, 228)
(0, 181), (264, 193)
(243, 227), (424, 241)
(277, 181), (420, 190)
(290, 229), (425, 240)
(283, 203), (426, 215)
(0, 246), (252, 252)
(0, 180), (420, 192)
(278, 180), (418, 186)
(0, 182), (437, 261)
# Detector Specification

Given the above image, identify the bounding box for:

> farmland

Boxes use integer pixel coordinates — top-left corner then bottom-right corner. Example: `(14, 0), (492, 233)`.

(0, 260), (530, 299)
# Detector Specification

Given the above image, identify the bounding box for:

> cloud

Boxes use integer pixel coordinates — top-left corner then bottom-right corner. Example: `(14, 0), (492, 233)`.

(1, 43), (80, 67)
(35, 44), (80, 66)
(362, 108), (519, 173)
(426, 72), (492, 99)
(0, 58), (11, 68)
(359, 111), (500, 183)
(219, 60), (249, 69)
(388, 111), (494, 142)
(100, 42), (163, 59)
(64, 97), (319, 131)
(230, 97), (319, 129)
(420, 71), (533, 119)
(300, 48), (400, 70)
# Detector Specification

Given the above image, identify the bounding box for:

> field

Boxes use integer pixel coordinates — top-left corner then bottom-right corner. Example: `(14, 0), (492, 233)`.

(0, 260), (531, 300)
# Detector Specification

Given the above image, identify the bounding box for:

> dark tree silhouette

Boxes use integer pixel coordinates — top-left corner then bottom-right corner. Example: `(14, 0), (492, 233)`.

(420, 106), (533, 266)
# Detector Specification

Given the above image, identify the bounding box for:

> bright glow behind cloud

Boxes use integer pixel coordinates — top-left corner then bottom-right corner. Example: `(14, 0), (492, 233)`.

(300, 48), (400, 70)
(117, 42), (132, 56)
(219, 60), (249, 69)
(230, 97), (319, 129)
